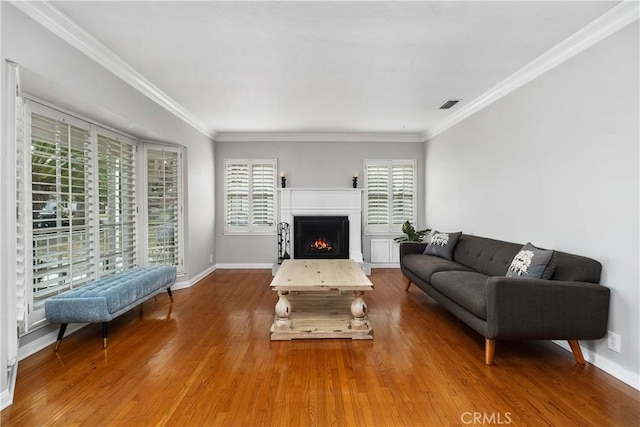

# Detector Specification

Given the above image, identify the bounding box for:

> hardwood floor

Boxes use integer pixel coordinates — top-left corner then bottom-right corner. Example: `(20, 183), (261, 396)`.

(2, 268), (639, 426)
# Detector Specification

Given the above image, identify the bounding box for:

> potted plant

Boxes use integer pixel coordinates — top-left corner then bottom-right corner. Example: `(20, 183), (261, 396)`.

(393, 221), (431, 243)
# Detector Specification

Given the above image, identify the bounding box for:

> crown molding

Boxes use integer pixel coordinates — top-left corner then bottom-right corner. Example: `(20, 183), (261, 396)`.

(214, 131), (426, 143)
(425, 0), (639, 141)
(10, 0), (215, 140)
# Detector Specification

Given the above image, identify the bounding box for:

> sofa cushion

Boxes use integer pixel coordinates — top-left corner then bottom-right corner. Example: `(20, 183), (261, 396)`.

(430, 271), (489, 320)
(506, 242), (556, 279)
(402, 254), (474, 283)
(453, 234), (522, 276)
(423, 231), (462, 260)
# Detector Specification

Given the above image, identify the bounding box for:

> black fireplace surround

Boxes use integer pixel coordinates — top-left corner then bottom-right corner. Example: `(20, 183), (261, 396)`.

(293, 216), (349, 259)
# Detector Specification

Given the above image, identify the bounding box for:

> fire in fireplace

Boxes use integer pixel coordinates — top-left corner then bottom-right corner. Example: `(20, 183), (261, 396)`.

(309, 237), (333, 252)
(294, 216), (349, 259)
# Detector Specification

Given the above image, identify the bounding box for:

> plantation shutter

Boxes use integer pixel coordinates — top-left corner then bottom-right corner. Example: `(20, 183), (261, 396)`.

(251, 162), (276, 228)
(29, 104), (95, 319)
(97, 130), (137, 276)
(391, 162), (415, 225)
(225, 159), (276, 233)
(146, 147), (182, 271)
(365, 159), (416, 233)
(225, 162), (250, 228)
(365, 164), (389, 227)
(15, 95), (27, 325)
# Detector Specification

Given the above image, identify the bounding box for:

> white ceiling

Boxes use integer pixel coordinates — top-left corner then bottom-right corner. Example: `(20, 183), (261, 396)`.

(37, 1), (621, 137)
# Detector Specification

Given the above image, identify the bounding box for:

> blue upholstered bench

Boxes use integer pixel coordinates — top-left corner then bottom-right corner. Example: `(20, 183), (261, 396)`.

(45, 265), (177, 350)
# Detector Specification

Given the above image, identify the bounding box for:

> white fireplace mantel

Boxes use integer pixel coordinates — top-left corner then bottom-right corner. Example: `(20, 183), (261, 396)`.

(279, 188), (363, 263)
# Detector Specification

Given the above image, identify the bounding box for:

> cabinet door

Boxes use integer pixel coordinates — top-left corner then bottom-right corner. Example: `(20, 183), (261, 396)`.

(390, 241), (400, 263)
(370, 239), (391, 263)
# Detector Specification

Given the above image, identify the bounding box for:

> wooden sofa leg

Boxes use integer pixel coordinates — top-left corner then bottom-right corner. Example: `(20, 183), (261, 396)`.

(402, 276), (412, 291)
(568, 340), (585, 364)
(485, 339), (496, 365)
(102, 322), (109, 349)
(54, 324), (68, 351)
(167, 287), (174, 302)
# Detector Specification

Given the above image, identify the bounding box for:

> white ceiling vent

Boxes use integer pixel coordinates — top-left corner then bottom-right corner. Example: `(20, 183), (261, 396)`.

(439, 100), (460, 110)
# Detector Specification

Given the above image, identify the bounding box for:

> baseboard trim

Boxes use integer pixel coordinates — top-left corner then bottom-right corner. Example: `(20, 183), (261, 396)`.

(370, 263), (400, 269)
(553, 340), (640, 391)
(0, 362), (18, 411)
(18, 323), (88, 361)
(1, 389), (13, 411)
(172, 265), (217, 290)
(215, 263), (273, 269)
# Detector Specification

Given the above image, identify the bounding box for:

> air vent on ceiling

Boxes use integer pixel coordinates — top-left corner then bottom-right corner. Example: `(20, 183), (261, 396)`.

(439, 100), (459, 110)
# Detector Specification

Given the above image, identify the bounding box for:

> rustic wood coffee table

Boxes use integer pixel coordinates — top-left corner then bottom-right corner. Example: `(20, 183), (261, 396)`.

(270, 259), (374, 340)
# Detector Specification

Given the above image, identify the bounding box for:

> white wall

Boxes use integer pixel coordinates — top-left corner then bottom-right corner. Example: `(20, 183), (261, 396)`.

(1, 3), (216, 404)
(425, 23), (639, 387)
(215, 140), (424, 265)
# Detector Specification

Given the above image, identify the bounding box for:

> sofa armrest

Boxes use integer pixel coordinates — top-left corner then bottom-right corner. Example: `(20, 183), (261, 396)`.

(399, 242), (428, 262)
(485, 276), (610, 340)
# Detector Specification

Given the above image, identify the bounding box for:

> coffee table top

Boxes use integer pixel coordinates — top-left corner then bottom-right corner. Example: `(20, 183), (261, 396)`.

(270, 259), (373, 292)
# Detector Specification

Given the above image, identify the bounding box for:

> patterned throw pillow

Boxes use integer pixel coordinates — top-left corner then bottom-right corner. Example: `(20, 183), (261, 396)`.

(506, 242), (556, 279)
(423, 231), (462, 260)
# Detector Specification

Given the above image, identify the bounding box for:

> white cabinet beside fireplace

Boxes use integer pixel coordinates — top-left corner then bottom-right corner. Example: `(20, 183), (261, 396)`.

(370, 239), (400, 266)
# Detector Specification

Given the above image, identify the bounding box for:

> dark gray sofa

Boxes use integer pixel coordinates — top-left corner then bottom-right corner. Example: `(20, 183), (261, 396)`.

(400, 234), (610, 365)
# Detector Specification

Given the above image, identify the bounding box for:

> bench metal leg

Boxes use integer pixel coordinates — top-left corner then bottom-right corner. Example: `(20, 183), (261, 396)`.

(102, 322), (108, 349)
(154, 288), (173, 303)
(54, 324), (68, 351)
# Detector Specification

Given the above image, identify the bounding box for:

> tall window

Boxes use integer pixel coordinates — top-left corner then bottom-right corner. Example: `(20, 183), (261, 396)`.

(97, 129), (137, 276)
(28, 103), (95, 328)
(144, 145), (184, 272)
(364, 159), (416, 233)
(224, 159), (277, 233)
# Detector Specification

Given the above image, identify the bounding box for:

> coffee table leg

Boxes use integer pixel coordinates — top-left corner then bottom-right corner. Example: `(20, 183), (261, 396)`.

(274, 290), (292, 330)
(350, 291), (369, 330)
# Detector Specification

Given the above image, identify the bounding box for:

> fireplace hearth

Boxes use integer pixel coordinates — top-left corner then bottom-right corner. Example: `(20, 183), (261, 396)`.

(294, 216), (349, 259)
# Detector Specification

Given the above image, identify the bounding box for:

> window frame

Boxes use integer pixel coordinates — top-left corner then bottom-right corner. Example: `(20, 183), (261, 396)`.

(140, 143), (185, 274)
(96, 127), (138, 277)
(223, 158), (277, 235)
(364, 159), (417, 235)
(25, 100), (97, 330)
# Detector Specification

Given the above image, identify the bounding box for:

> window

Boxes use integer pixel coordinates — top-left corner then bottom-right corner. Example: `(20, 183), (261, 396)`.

(18, 99), (185, 332)
(97, 129), (137, 276)
(27, 102), (95, 328)
(143, 145), (184, 272)
(224, 159), (277, 233)
(364, 159), (416, 233)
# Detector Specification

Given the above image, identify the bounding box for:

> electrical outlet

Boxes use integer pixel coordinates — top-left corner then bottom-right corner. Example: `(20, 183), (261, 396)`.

(607, 331), (621, 353)
(209, 254), (213, 263)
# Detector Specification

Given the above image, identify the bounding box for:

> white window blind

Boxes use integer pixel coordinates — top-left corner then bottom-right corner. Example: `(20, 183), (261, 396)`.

(391, 162), (415, 226)
(97, 130), (137, 276)
(365, 164), (390, 227)
(145, 146), (183, 271)
(29, 105), (95, 319)
(15, 94), (27, 325)
(364, 159), (416, 233)
(224, 159), (276, 233)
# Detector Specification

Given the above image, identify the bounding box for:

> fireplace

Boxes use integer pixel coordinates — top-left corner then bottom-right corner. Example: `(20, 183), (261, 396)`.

(294, 216), (349, 259)
(279, 189), (363, 263)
